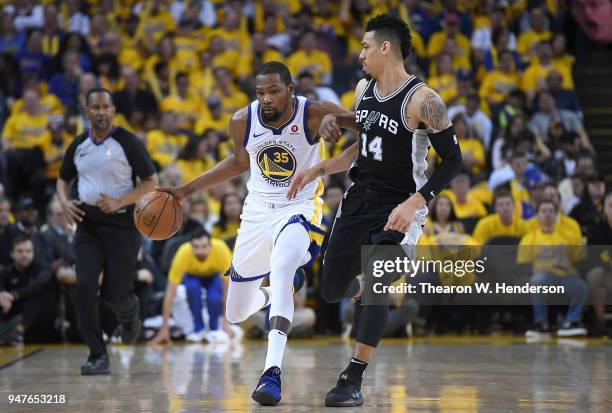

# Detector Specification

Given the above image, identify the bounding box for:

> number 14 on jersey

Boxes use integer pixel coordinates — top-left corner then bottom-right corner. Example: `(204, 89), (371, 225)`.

(361, 133), (383, 161)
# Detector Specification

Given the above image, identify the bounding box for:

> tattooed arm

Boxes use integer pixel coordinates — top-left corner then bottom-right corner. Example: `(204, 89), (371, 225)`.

(384, 87), (462, 233)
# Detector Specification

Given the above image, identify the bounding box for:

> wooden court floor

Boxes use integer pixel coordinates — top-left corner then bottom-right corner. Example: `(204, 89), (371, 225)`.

(0, 337), (610, 413)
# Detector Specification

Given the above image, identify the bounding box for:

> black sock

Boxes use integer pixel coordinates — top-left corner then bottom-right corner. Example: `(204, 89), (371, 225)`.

(343, 357), (368, 383)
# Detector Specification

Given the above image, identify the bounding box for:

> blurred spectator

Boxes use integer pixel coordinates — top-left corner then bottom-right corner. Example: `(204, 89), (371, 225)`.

(483, 27), (521, 72)
(113, 66), (159, 130)
(527, 182), (582, 240)
(42, 197), (75, 283)
(13, 196), (52, 265)
(497, 89), (528, 131)
(0, 234), (55, 344)
(48, 50), (82, 107)
(427, 13), (470, 60)
(11, 75), (64, 117)
(528, 90), (592, 151)
(15, 29), (49, 79)
(147, 112), (189, 170)
(287, 30), (332, 85)
(0, 11), (26, 55)
(422, 194), (464, 240)
(449, 93), (492, 150)
(585, 192), (612, 336)
(516, 7), (552, 62)
(441, 173), (487, 220)
(2, 88), (48, 202)
(210, 66), (248, 114)
(41, 4), (64, 58)
(174, 136), (217, 184)
(64, 72), (96, 135)
(561, 174), (585, 216)
(473, 189), (528, 244)
(521, 42), (573, 102)
(13, 0), (44, 32)
(211, 192), (242, 245)
(297, 71), (340, 104)
(170, 0), (217, 28)
(94, 53), (122, 93)
(570, 174), (607, 233)
(0, 197), (18, 272)
(519, 200), (587, 339)
(160, 72), (202, 131)
(471, 5), (515, 52)
(64, 0), (91, 36)
(546, 70), (582, 117)
(551, 33), (574, 74)
(194, 95), (232, 136)
(149, 227), (232, 344)
(429, 53), (458, 104)
(479, 49), (519, 112)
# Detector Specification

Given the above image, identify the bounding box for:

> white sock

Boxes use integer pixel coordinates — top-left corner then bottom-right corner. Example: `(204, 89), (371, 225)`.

(264, 329), (288, 371)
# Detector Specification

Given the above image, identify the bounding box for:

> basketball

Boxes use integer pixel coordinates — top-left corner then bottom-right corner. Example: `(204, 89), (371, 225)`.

(133, 191), (182, 240)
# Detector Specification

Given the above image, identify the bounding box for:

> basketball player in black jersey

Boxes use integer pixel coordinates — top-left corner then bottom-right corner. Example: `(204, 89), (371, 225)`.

(288, 14), (462, 406)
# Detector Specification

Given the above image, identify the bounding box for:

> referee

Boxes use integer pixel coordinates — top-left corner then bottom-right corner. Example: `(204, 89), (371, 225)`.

(57, 88), (157, 375)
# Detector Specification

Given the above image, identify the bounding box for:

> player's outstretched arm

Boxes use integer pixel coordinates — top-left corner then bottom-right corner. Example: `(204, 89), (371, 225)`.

(287, 142), (358, 200)
(158, 108), (251, 201)
(385, 87), (462, 233)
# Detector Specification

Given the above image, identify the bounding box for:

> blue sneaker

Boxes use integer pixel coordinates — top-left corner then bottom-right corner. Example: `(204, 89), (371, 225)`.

(264, 269), (306, 330)
(252, 366), (282, 405)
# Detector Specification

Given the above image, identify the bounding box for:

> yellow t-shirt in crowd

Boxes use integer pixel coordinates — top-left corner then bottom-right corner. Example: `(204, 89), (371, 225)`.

(472, 213), (529, 244)
(211, 222), (240, 241)
(287, 49), (332, 84)
(521, 62), (574, 93)
(441, 189), (488, 219)
(430, 137), (486, 174)
(237, 48), (285, 79)
(526, 213), (582, 240)
(12, 94), (63, 116)
(168, 239), (232, 285)
(175, 156), (217, 184)
(146, 130), (189, 168)
(42, 133), (72, 179)
(428, 74), (458, 104)
(2, 112), (49, 149)
(213, 87), (249, 114)
(194, 111), (231, 135)
(159, 95), (203, 130)
(426, 31), (471, 58)
(516, 30), (552, 58)
(479, 70), (520, 104)
(516, 227), (584, 276)
(340, 89), (356, 110)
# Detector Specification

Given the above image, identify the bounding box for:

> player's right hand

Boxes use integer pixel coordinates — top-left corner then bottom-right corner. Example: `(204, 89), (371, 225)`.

(148, 327), (172, 346)
(156, 186), (187, 202)
(319, 114), (342, 143)
(287, 167), (320, 200)
(60, 199), (85, 225)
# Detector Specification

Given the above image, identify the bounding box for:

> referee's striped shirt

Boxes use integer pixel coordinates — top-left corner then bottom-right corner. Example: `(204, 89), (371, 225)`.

(59, 126), (155, 206)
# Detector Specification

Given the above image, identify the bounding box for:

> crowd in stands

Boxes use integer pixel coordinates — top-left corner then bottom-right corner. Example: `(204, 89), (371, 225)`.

(0, 0), (610, 345)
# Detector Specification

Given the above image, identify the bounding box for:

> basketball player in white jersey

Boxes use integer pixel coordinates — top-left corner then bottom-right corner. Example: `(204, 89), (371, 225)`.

(159, 61), (350, 406)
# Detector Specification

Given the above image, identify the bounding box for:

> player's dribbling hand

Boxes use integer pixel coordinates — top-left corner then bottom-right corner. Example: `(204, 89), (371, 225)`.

(156, 186), (187, 203)
(319, 114), (342, 143)
(287, 167), (320, 200)
(384, 199), (418, 233)
(148, 327), (172, 346)
(60, 199), (85, 225)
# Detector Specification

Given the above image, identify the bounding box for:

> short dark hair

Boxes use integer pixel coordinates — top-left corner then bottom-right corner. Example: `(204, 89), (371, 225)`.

(256, 61), (292, 85)
(86, 87), (113, 106)
(190, 226), (210, 241)
(365, 13), (412, 59)
(536, 199), (557, 213)
(493, 188), (513, 205)
(11, 234), (33, 251)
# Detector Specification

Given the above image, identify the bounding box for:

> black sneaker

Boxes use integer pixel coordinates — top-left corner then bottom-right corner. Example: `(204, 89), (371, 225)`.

(525, 322), (551, 340)
(0, 315), (23, 345)
(558, 322), (587, 337)
(81, 354), (110, 375)
(324, 372), (364, 407)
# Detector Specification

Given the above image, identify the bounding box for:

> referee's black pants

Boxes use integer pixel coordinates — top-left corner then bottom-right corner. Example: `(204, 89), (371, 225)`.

(75, 205), (141, 357)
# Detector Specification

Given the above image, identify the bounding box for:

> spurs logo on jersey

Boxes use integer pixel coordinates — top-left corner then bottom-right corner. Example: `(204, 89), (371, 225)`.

(243, 95), (325, 204)
(356, 110), (399, 134)
(355, 75), (430, 200)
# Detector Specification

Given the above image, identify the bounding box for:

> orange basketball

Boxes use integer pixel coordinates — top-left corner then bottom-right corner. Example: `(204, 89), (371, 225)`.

(133, 191), (183, 240)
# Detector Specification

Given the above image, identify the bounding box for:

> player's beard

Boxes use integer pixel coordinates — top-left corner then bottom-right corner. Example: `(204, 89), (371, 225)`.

(261, 108), (282, 122)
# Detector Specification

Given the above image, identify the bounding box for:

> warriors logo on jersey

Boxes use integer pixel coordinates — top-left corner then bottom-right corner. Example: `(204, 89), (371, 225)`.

(256, 143), (297, 184)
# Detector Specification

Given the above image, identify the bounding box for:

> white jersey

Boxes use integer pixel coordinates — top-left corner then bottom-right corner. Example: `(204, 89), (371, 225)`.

(243, 95), (325, 205)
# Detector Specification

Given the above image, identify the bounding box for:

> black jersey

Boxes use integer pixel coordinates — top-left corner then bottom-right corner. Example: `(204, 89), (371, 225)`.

(355, 76), (429, 202)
